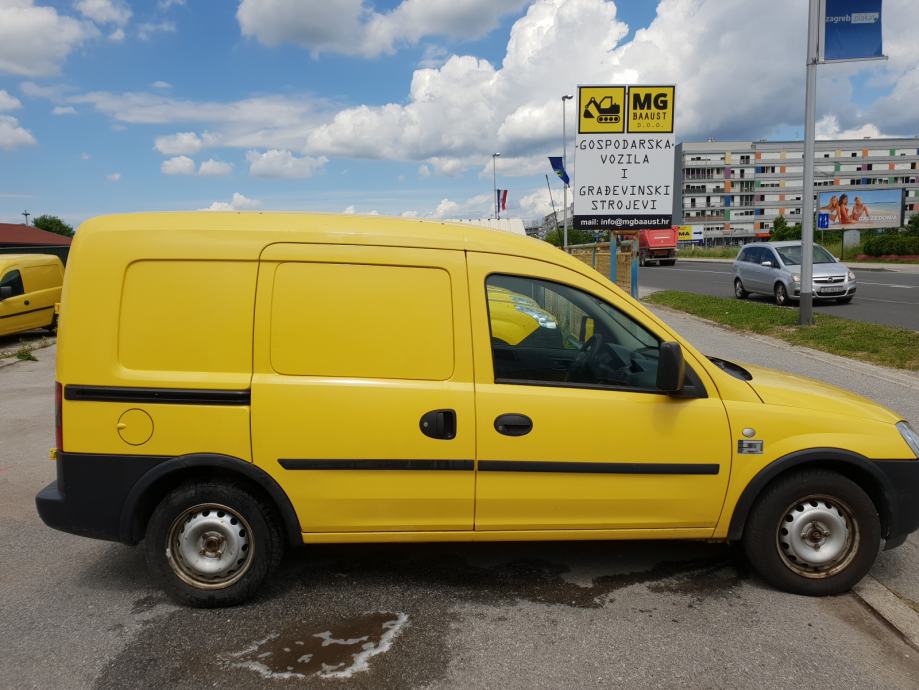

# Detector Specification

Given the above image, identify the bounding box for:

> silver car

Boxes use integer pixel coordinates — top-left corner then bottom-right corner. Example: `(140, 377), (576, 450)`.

(733, 241), (856, 306)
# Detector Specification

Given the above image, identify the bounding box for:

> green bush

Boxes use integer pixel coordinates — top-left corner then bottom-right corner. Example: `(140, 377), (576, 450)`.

(863, 231), (919, 256)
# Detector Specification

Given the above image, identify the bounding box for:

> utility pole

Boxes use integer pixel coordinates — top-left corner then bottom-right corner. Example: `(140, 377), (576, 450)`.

(562, 94), (573, 250)
(492, 152), (501, 220)
(21, 210), (30, 225)
(799, 0), (819, 325)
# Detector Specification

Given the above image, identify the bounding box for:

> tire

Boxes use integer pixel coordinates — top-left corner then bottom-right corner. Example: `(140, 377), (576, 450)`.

(774, 282), (790, 306)
(661, 260), (676, 266)
(837, 296), (853, 304)
(734, 278), (748, 299)
(144, 481), (283, 607)
(639, 253), (646, 267)
(742, 470), (880, 596)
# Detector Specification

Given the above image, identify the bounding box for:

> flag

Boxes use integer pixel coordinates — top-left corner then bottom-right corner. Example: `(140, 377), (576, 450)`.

(497, 189), (508, 212)
(548, 156), (570, 186)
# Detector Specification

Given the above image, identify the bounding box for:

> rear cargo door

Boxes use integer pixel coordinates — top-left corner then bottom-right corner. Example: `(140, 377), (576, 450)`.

(250, 243), (476, 534)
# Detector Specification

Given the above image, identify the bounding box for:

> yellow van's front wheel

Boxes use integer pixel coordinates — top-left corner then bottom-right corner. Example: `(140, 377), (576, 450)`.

(742, 470), (881, 596)
(145, 481), (283, 607)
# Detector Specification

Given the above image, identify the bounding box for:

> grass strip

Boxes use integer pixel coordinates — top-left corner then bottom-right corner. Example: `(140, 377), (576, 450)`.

(644, 290), (919, 372)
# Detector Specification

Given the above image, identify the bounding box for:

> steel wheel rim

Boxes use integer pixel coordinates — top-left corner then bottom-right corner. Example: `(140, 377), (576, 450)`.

(735, 280), (744, 297)
(776, 284), (787, 304)
(166, 503), (254, 590)
(775, 494), (859, 579)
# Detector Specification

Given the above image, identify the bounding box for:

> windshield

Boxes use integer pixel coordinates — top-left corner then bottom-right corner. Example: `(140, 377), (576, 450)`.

(775, 244), (835, 266)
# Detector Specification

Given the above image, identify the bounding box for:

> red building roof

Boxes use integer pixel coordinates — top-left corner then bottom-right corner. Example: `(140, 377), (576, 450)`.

(0, 223), (72, 246)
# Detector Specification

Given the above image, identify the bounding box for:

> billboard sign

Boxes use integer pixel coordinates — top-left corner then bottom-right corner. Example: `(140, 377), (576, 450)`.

(676, 225), (703, 242)
(574, 84), (676, 231)
(817, 188), (903, 230)
(821, 0), (883, 62)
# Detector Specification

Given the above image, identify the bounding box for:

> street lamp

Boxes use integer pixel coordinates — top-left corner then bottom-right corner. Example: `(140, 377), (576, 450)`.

(492, 152), (501, 220)
(562, 94), (573, 250)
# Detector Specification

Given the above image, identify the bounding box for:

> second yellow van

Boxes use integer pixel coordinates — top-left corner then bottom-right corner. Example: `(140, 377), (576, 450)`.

(0, 254), (63, 338)
(36, 213), (919, 607)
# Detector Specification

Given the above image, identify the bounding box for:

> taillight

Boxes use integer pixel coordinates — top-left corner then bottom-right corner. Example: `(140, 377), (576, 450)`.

(55, 382), (63, 452)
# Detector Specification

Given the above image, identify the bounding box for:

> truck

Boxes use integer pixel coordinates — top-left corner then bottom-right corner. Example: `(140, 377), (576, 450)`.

(638, 227), (678, 266)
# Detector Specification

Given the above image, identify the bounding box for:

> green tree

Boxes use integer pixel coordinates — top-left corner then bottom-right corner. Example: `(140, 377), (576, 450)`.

(32, 214), (74, 237)
(543, 226), (598, 247)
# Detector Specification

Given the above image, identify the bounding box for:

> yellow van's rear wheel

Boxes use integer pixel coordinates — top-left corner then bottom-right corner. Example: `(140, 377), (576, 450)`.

(145, 481), (283, 607)
(742, 470), (880, 596)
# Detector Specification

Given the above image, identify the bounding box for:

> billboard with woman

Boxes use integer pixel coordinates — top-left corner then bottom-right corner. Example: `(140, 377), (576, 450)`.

(817, 188), (903, 230)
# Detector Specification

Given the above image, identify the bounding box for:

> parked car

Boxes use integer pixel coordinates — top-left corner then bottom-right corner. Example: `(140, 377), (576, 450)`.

(0, 254), (63, 338)
(37, 213), (918, 607)
(733, 241), (856, 306)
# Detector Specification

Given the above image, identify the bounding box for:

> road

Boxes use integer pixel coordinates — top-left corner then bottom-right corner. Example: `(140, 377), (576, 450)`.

(3, 339), (919, 688)
(639, 260), (919, 331)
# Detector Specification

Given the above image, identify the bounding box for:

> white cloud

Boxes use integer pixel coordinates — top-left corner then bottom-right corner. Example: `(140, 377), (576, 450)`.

(203, 192), (261, 211)
(0, 115), (35, 150)
(81, 152), (91, 160)
(151, 80), (172, 89)
(246, 149), (328, 178)
(0, 90), (22, 111)
(236, 0), (528, 57)
(198, 158), (233, 176)
(160, 155), (195, 175)
(106, 172), (121, 182)
(342, 205), (356, 214)
(401, 210), (419, 218)
(154, 131), (218, 155)
(137, 20), (175, 41)
(418, 164), (431, 177)
(109, 28), (125, 42)
(815, 115), (889, 141)
(159, 0), (185, 8)
(52, 105), (77, 116)
(0, 1), (97, 77)
(76, 0), (131, 26)
(431, 192), (493, 219)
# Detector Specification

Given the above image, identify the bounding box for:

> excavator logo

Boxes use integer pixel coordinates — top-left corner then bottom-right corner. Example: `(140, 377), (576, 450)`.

(578, 86), (626, 133)
(583, 96), (621, 124)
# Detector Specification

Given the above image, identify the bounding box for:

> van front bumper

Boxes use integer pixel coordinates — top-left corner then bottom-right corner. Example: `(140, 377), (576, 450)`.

(35, 452), (164, 544)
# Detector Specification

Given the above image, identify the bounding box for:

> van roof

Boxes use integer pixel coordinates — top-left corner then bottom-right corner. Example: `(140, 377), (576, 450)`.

(77, 211), (586, 271)
(0, 253), (61, 267)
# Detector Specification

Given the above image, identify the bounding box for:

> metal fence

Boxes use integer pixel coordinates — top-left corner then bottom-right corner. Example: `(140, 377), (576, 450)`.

(567, 241), (637, 296)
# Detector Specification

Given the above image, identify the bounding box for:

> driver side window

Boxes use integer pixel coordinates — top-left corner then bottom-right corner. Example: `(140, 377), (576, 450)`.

(485, 274), (661, 391)
(0, 270), (24, 297)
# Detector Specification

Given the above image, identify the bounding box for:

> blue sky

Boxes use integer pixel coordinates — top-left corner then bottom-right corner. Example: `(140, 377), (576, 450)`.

(0, 0), (916, 227)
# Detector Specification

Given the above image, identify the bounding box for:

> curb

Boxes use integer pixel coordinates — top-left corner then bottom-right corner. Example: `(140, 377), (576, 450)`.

(853, 576), (919, 650)
(0, 340), (56, 371)
(645, 303), (919, 390)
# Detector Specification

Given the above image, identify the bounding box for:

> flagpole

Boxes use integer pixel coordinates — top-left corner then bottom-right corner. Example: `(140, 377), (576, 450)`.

(562, 94), (573, 251)
(545, 174), (560, 238)
(492, 152), (501, 220)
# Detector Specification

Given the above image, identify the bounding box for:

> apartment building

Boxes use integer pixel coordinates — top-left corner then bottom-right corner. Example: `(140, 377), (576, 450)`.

(674, 137), (919, 243)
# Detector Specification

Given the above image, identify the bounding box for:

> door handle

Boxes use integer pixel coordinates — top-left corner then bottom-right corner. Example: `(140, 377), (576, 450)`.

(494, 413), (532, 437)
(420, 409), (456, 440)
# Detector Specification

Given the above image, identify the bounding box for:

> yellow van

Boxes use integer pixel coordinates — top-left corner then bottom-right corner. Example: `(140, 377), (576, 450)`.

(0, 254), (63, 338)
(36, 213), (919, 607)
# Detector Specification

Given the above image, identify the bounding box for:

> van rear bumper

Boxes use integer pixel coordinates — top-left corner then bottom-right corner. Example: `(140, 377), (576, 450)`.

(35, 452), (165, 544)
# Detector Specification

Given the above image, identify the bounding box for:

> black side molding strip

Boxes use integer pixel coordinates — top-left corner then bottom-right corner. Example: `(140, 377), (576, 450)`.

(65, 385), (251, 406)
(478, 461), (720, 475)
(279, 459), (474, 471)
(0, 305), (53, 320)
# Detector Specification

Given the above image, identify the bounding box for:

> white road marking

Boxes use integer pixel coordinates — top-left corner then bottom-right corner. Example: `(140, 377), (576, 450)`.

(858, 281), (916, 289)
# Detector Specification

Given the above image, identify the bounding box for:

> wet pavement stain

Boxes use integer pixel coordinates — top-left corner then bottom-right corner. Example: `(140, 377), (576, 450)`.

(227, 612), (408, 680)
(92, 541), (750, 689)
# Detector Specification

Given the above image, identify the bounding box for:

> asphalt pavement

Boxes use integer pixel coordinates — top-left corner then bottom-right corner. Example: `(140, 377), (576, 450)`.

(2, 340), (919, 689)
(639, 260), (919, 331)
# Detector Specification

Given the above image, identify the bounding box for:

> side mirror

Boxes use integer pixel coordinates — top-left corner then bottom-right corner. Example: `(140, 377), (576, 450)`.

(656, 342), (686, 393)
(0, 285), (12, 300)
(761, 260), (773, 267)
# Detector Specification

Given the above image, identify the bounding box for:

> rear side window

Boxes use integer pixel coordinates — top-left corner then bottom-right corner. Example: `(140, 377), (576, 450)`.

(119, 260), (257, 373)
(0, 269), (24, 297)
(270, 262), (454, 380)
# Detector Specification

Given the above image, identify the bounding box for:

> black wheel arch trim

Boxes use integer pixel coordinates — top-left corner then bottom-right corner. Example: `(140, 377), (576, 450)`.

(726, 447), (901, 543)
(119, 453), (302, 547)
